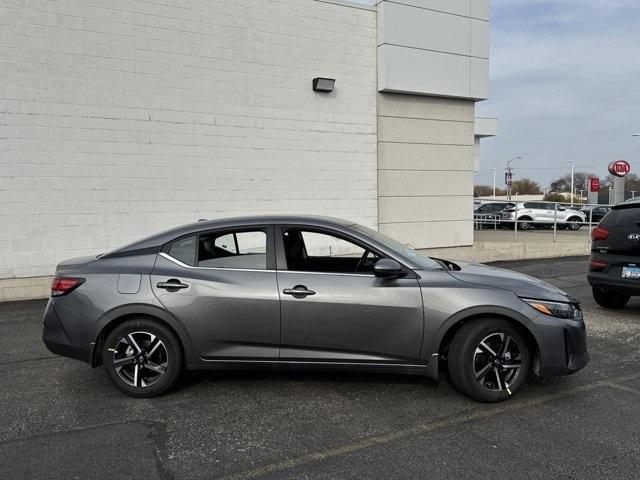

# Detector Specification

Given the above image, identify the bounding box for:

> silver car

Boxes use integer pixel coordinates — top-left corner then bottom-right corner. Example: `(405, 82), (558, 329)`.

(501, 202), (586, 230)
(43, 215), (588, 402)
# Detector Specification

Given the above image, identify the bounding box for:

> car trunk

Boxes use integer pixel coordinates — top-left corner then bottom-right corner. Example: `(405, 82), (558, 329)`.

(55, 255), (96, 273)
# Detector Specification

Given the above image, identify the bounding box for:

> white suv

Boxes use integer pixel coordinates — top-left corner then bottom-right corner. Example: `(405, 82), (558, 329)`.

(501, 202), (586, 230)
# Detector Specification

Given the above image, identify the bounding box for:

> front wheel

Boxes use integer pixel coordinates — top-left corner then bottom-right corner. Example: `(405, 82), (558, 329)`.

(592, 288), (630, 309)
(103, 319), (183, 397)
(566, 217), (582, 231)
(448, 319), (530, 402)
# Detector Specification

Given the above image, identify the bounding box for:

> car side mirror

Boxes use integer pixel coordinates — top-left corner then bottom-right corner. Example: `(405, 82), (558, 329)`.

(558, 206), (566, 211)
(374, 258), (405, 279)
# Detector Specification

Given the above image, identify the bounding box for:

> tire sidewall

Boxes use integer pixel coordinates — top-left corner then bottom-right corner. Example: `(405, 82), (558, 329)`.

(103, 319), (182, 397)
(449, 320), (530, 403)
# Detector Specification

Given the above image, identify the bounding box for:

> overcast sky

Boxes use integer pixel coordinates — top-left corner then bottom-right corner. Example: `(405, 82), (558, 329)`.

(476, 0), (640, 188)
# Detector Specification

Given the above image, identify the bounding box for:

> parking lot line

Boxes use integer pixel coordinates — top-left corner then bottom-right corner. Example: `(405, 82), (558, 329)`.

(220, 371), (640, 480)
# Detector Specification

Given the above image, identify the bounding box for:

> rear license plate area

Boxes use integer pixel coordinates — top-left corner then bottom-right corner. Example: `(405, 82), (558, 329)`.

(621, 266), (640, 279)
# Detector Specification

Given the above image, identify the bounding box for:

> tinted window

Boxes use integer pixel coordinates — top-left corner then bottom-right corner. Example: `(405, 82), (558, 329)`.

(168, 236), (197, 266)
(602, 207), (640, 227)
(351, 224), (441, 270)
(198, 230), (267, 269)
(283, 229), (381, 274)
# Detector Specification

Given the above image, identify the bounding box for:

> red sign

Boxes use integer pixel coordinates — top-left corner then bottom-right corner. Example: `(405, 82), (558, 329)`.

(608, 160), (631, 177)
(589, 177), (600, 193)
(505, 171), (513, 186)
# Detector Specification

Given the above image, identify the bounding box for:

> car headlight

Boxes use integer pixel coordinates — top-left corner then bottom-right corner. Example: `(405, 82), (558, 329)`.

(522, 298), (582, 319)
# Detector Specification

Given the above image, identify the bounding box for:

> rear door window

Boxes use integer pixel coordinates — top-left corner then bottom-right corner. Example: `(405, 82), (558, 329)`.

(198, 230), (267, 269)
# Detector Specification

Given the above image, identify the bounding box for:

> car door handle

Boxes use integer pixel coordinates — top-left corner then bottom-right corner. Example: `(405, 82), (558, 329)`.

(283, 285), (316, 298)
(156, 280), (189, 291)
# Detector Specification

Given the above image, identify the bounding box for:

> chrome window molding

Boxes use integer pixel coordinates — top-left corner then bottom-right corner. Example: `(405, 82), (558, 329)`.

(159, 252), (274, 273)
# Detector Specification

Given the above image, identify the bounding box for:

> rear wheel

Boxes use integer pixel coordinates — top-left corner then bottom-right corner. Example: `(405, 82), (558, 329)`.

(448, 319), (530, 402)
(103, 319), (182, 397)
(592, 288), (630, 309)
(517, 217), (533, 230)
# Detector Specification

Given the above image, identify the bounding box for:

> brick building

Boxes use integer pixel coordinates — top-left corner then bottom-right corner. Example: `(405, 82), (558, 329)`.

(0, 0), (492, 299)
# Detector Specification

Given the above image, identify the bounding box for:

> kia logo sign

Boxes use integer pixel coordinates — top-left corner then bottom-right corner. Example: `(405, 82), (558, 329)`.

(589, 177), (600, 192)
(628, 234), (640, 241)
(608, 160), (631, 177)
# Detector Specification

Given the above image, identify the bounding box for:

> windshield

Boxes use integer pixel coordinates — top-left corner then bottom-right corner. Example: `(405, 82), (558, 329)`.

(352, 225), (442, 270)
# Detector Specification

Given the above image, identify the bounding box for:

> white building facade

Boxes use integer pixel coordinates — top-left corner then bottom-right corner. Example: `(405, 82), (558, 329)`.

(0, 0), (490, 300)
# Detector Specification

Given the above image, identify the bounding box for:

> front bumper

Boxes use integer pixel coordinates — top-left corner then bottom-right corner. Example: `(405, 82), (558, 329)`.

(535, 315), (589, 377)
(42, 299), (92, 364)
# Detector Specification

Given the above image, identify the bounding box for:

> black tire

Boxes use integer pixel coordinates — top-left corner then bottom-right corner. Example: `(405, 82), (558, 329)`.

(566, 217), (582, 231)
(517, 217), (533, 230)
(592, 288), (630, 309)
(103, 318), (183, 398)
(448, 319), (530, 403)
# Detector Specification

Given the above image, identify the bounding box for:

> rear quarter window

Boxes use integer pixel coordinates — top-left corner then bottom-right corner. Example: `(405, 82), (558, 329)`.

(168, 236), (197, 266)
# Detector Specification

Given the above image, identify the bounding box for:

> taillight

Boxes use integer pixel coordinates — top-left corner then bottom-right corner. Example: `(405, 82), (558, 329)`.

(51, 277), (85, 297)
(589, 259), (607, 272)
(591, 226), (609, 241)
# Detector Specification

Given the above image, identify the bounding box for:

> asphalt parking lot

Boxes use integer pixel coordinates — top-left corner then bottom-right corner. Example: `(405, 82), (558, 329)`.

(2, 256), (640, 479)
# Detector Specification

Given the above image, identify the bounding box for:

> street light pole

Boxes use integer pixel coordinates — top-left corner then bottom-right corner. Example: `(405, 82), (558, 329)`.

(567, 160), (575, 205)
(489, 168), (496, 198)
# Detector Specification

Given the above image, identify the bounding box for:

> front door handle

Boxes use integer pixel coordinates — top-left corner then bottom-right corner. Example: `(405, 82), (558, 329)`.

(156, 279), (189, 291)
(283, 285), (316, 298)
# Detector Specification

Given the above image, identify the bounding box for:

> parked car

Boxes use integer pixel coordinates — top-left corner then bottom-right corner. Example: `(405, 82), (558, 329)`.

(588, 202), (640, 309)
(43, 215), (588, 402)
(580, 206), (611, 223)
(474, 202), (510, 227)
(501, 202), (586, 230)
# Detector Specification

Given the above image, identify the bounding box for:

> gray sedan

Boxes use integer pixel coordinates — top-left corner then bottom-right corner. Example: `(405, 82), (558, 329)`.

(43, 215), (588, 402)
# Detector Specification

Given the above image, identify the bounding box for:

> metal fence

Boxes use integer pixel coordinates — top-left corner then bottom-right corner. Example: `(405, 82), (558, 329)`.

(473, 199), (614, 243)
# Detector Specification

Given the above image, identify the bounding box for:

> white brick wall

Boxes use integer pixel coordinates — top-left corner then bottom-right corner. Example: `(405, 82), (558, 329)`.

(0, 0), (378, 278)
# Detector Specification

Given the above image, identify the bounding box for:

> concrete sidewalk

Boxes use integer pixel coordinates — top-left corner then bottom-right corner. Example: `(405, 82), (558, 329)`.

(422, 228), (592, 263)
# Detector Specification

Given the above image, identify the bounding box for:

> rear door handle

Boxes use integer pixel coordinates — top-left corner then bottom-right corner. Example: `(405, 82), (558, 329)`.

(156, 280), (189, 291)
(283, 285), (316, 298)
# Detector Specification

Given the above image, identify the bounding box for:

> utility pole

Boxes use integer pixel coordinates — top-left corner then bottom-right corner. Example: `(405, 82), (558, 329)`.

(566, 160), (575, 205)
(506, 156), (521, 200)
(489, 168), (496, 198)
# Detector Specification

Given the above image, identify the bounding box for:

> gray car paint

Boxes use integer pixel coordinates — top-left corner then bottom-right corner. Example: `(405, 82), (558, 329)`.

(42, 215), (588, 380)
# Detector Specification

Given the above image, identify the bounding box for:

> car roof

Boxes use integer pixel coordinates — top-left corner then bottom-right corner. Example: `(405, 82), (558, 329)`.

(104, 215), (355, 256)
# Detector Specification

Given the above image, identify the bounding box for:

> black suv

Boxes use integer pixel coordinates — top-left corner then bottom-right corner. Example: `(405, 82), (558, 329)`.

(588, 200), (640, 308)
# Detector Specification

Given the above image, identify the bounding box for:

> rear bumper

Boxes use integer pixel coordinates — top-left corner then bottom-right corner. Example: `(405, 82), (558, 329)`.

(42, 300), (92, 364)
(588, 271), (640, 296)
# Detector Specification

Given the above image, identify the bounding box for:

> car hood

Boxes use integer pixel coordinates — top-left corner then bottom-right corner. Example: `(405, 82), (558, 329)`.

(446, 261), (578, 304)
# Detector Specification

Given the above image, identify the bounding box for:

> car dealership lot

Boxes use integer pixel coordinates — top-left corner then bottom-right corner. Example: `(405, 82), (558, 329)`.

(2, 256), (640, 479)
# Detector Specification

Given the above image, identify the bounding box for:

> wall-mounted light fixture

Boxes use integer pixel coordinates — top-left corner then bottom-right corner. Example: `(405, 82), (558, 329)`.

(312, 77), (335, 93)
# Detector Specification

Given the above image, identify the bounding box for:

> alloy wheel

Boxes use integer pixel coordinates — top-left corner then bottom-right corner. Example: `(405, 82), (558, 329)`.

(473, 332), (522, 392)
(518, 220), (532, 230)
(111, 331), (168, 387)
